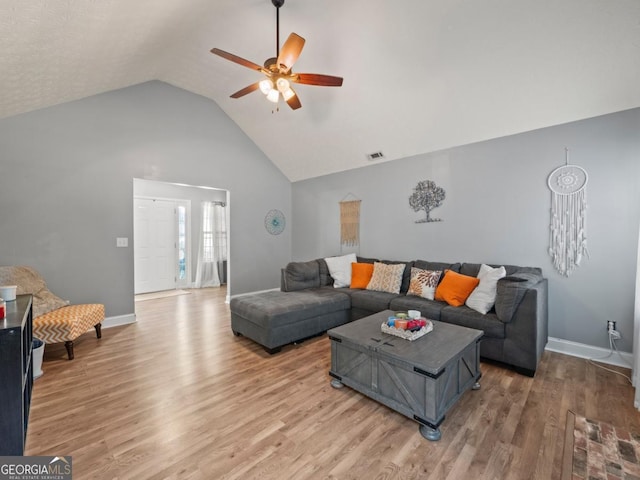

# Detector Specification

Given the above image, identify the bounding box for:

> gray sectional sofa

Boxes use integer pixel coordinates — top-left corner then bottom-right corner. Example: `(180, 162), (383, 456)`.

(230, 257), (548, 376)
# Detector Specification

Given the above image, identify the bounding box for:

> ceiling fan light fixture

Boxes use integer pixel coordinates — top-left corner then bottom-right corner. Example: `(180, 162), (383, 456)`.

(259, 79), (274, 95)
(276, 77), (290, 93)
(266, 89), (280, 103)
(282, 88), (295, 101)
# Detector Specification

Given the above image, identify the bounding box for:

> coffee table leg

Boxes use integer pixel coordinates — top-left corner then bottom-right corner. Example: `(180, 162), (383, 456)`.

(330, 379), (344, 389)
(472, 382), (481, 390)
(419, 424), (441, 441)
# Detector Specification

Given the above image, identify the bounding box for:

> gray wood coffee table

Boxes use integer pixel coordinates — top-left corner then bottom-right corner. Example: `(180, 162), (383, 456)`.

(328, 310), (483, 441)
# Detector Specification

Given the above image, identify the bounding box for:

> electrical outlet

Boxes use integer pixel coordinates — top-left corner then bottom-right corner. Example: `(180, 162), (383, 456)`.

(607, 321), (621, 340)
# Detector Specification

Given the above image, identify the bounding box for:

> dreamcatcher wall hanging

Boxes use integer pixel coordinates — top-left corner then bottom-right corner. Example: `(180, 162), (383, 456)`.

(548, 148), (589, 276)
(339, 194), (361, 250)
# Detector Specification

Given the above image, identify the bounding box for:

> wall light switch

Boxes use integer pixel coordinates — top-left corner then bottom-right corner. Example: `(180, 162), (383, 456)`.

(116, 237), (129, 248)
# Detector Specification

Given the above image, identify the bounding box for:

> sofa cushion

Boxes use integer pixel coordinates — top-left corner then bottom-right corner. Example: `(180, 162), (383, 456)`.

(435, 270), (480, 307)
(460, 263), (542, 278)
(356, 256), (378, 264)
(407, 267), (442, 300)
(347, 289), (397, 312)
(317, 258), (333, 286)
(413, 260), (461, 278)
(325, 253), (358, 288)
(350, 262), (374, 289)
(495, 272), (543, 322)
(366, 262), (405, 294)
(389, 295), (447, 321)
(282, 261), (320, 292)
(465, 264), (506, 314)
(441, 305), (505, 339)
(230, 289), (350, 328)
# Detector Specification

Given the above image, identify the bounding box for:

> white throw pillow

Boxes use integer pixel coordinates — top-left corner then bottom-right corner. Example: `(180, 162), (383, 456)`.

(465, 264), (506, 314)
(324, 253), (358, 288)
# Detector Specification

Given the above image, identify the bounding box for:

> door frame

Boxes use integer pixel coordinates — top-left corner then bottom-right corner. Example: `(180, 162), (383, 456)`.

(132, 178), (232, 302)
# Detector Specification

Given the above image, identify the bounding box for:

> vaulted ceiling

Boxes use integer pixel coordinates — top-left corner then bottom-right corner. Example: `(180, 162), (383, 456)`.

(1, 0), (639, 181)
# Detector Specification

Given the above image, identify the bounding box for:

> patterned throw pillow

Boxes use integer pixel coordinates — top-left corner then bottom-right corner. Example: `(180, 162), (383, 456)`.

(407, 267), (442, 300)
(366, 262), (405, 294)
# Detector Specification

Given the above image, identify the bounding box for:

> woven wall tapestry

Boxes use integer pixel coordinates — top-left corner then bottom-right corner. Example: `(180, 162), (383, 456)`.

(340, 199), (361, 247)
(548, 150), (589, 276)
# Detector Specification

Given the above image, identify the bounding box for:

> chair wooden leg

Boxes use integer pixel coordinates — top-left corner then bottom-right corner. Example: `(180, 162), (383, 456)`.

(94, 323), (102, 339)
(64, 341), (74, 360)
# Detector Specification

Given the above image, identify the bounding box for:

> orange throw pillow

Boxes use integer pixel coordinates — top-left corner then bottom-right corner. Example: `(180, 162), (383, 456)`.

(435, 270), (480, 307)
(350, 262), (374, 289)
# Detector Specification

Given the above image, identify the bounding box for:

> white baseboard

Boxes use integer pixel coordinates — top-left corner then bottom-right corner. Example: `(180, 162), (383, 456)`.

(103, 313), (136, 328)
(546, 336), (633, 369)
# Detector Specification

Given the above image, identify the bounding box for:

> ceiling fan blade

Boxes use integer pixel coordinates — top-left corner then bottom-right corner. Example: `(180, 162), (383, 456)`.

(285, 89), (302, 110)
(211, 48), (266, 73)
(293, 73), (343, 87)
(277, 33), (305, 72)
(230, 82), (261, 99)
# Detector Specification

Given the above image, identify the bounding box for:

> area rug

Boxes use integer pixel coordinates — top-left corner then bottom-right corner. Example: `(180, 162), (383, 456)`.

(134, 289), (191, 302)
(562, 410), (640, 480)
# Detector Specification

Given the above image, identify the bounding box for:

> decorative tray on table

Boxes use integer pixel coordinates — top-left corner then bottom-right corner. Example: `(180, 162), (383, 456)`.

(381, 320), (433, 341)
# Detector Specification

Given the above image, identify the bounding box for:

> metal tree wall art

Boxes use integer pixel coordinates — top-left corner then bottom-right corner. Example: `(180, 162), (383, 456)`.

(548, 149), (589, 276)
(409, 180), (446, 223)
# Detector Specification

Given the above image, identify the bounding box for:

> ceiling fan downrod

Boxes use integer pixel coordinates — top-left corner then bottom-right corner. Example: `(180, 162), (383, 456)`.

(272, 0), (285, 58)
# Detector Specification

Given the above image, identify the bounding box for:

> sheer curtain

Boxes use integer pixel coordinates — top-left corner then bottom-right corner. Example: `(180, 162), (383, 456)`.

(213, 202), (228, 284)
(194, 201), (226, 288)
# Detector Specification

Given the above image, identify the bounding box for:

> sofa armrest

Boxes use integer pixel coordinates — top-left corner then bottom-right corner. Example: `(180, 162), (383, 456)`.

(495, 272), (544, 323)
(503, 279), (549, 374)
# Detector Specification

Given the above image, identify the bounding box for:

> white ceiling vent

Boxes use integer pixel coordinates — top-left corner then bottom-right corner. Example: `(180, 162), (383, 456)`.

(367, 151), (384, 161)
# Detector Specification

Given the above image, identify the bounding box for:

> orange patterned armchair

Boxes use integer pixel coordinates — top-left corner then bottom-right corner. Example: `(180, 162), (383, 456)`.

(33, 304), (104, 359)
(0, 266), (104, 360)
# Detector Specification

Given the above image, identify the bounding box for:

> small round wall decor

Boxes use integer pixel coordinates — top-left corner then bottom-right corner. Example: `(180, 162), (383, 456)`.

(264, 209), (286, 235)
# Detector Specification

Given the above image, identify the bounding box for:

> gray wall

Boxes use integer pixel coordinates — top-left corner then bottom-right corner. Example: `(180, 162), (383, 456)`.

(0, 81), (291, 317)
(292, 108), (640, 352)
(133, 178), (228, 286)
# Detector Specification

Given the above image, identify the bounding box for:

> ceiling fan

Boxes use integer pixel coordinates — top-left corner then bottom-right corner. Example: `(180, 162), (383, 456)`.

(210, 0), (343, 110)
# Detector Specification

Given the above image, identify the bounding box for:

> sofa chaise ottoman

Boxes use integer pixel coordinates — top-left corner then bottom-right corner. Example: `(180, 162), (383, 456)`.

(230, 288), (350, 354)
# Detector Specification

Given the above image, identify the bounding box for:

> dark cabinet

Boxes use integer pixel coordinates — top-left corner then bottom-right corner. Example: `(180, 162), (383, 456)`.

(0, 294), (33, 455)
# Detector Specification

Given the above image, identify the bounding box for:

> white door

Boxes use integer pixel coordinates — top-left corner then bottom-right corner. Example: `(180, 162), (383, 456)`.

(134, 198), (177, 294)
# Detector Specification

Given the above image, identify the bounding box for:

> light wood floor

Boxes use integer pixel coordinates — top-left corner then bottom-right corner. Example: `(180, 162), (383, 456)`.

(25, 287), (640, 479)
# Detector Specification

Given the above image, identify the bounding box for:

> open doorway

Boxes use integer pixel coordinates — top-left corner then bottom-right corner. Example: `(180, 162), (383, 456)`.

(133, 178), (230, 298)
